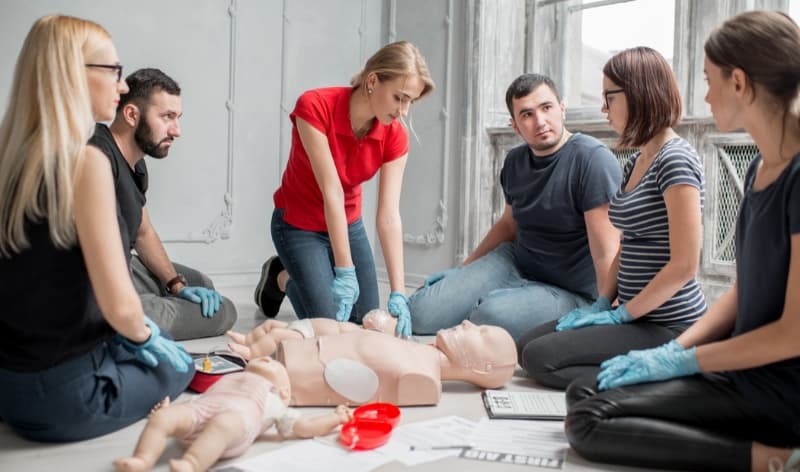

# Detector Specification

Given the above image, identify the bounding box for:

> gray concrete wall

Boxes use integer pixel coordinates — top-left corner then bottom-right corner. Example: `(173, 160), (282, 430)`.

(0, 0), (384, 287)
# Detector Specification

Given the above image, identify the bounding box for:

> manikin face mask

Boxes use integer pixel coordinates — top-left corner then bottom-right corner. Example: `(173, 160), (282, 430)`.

(439, 324), (497, 375)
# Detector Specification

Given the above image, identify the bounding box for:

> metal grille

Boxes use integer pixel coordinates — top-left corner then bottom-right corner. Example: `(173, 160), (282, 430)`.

(612, 148), (636, 169)
(712, 144), (758, 264)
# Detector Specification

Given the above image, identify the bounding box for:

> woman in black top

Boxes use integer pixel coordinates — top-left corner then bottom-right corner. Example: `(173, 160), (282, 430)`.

(0, 15), (193, 442)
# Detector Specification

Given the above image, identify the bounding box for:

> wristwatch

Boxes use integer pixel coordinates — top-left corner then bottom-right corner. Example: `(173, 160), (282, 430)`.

(165, 273), (187, 295)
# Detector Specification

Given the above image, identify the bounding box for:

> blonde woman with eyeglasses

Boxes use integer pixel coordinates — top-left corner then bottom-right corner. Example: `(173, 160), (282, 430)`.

(0, 15), (193, 442)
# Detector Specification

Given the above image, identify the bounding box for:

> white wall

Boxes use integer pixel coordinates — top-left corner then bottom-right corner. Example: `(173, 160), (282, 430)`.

(0, 0), (385, 286)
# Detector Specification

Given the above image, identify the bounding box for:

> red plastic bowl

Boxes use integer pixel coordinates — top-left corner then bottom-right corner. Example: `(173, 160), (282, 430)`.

(339, 419), (394, 450)
(353, 403), (401, 427)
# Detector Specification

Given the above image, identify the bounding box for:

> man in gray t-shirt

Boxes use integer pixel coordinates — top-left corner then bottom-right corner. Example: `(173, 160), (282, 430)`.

(408, 74), (622, 340)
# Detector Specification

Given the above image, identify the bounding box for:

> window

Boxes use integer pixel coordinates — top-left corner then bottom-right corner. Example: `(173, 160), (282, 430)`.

(566, 0), (675, 111)
(709, 143), (758, 265)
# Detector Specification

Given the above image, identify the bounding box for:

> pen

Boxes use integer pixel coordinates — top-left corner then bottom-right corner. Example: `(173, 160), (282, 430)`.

(409, 444), (472, 451)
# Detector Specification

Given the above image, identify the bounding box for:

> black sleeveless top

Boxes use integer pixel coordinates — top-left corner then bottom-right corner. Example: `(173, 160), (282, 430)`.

(0, 217), (127, 371)
(89, 123), (148, 253)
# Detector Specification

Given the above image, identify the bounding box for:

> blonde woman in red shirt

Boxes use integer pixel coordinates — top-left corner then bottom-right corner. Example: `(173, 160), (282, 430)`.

(255, 41), (434, 337)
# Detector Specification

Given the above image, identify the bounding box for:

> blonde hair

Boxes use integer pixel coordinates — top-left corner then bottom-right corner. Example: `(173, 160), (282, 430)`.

(350, 41), (435, 100)
(0, 15), (110, 257)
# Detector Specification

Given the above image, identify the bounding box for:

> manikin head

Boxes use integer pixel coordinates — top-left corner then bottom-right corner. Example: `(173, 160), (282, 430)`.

(435, 321), (516, 388)
(362, 308), (397, 334)
(114, 67), (182, 158)
(246, 356), (292, 405)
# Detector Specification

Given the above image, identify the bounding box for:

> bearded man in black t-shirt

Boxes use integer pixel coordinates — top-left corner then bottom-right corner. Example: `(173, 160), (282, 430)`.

(89, 68), (236, 340)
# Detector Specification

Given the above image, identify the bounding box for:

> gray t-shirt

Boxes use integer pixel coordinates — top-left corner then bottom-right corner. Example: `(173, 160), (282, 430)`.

(728, 153), (800, 435)
(500, 133), (622, 299)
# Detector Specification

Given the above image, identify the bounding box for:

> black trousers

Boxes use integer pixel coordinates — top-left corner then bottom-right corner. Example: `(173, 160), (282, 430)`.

(565, 373), (800, 471)
(517, 319), (683, 389)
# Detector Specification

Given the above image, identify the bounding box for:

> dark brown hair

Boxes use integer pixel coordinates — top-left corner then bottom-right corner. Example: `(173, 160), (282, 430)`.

(705, 10), (799, 110)
(505, 73), (561, 117)
(603, 46), (681, 147)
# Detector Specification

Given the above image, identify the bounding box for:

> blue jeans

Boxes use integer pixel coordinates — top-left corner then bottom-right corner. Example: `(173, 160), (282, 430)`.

(409, 242), (591, 340)
(271, 209), (379, 321)
(0, 341), (194, 442)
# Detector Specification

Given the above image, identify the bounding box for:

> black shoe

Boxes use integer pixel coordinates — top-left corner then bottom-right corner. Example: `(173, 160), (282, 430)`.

(254, 256), (285, 318)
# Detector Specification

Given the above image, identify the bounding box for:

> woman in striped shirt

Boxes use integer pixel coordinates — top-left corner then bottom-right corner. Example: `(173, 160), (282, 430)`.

(516, 46), (706, 389)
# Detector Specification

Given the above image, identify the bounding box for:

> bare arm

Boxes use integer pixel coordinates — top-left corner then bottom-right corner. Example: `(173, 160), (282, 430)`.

(462, 204), (517, 265)
(624, 184), (702, 317)
(690, 235), (800, 371)
(676, 282), (738, 349)
(134, 207), (182, 292)
(291, 405), (352, 438)
(74, 147), (149, 343)
(376, 155), (408, 293)
(584, 203), (620, 299)
(296, 117), (352, 267)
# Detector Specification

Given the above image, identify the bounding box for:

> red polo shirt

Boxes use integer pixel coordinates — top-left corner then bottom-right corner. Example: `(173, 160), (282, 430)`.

(274, 87), (409, 231)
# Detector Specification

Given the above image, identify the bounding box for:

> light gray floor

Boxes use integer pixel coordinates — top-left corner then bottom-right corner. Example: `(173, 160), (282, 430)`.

(0, 284), (667, 472)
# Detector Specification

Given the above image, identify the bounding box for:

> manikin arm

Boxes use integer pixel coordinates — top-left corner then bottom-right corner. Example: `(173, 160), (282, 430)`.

(113, 402), (198, 472)
(228, 318), (366, 359)
(227, 327), (303, 360)
(290, 405), (352, 438)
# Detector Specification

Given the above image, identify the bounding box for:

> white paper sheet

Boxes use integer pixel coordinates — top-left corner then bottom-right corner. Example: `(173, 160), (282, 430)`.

(462, 418), (568, 469)
(212, 439), (391, 472)
(376, 415), (478, 466)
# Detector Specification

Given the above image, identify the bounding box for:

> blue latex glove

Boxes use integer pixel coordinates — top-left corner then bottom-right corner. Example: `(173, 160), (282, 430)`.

(178, 286), (222, 318)
(387, 291), (412, 338)
(596, 340), (684, 384)
(555, 296), (612, 331)
(116, 316), (193, 373)
(597, 340), (699, 390)
(331, 266), (360, 321)
(422, 268), (458, 288)
(556, 303), (633, 331)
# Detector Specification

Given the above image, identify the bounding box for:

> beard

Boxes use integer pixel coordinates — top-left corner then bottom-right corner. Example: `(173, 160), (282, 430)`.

(134, 118), (172, 158)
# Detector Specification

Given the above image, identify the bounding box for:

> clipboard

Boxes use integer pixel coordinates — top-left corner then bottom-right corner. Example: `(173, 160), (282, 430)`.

(482, 390), (567, 420)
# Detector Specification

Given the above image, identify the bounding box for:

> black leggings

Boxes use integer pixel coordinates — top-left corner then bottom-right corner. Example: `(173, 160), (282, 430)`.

(516, 320), (683, 389)
(565, 373), (800, 471)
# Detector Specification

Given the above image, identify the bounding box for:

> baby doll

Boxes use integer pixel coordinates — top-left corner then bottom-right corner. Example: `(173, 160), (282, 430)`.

(113, 356), (351, 472)
(227, 309), (398, 360)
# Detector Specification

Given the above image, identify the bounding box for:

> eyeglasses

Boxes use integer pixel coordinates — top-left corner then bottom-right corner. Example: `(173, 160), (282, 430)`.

(603, 88), (624, 109)
(85, 63), (124, 83)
